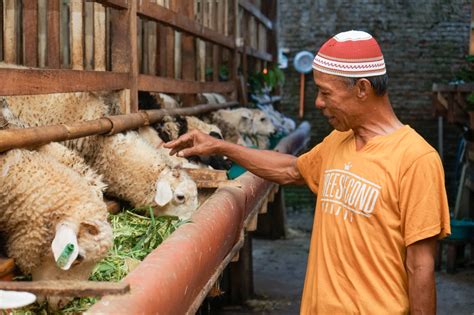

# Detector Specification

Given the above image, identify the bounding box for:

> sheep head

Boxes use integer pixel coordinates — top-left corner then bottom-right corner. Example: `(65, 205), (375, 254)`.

(31, 219), (112, 310)
(251, 109), (276, 136)
(153, 168), (198, 220)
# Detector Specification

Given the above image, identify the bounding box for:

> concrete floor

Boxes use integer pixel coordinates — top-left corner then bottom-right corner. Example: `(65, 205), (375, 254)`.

(217, 211), (474, 315)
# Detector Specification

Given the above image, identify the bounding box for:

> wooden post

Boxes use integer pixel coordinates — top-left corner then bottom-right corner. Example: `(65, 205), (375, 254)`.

(47, 0), (60, 68)
(197, 0), (206, 81)
(229, 0), (239, 101)
(256, 187), (288, 239)
(84, 1), (94, 70)
(229, 232), (254, 304)
(4, 0), (17, 64)
(70, 0), (83, 70)
(93, 3), (106, 71)
(110, 1), (137, 113)
(178, 0), (197, 106)
(147, 1), (158, 75)
(37, 0), (47, 67)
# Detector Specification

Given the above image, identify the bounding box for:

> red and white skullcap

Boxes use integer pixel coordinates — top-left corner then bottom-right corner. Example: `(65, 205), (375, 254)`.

(312, 30), (386, 77)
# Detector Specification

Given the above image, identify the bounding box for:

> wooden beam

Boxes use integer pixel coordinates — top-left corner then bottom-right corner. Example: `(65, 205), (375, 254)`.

(22, 0), (38, 67)
(0, 280), (130, 297)
(94, 3), (106, 70)
(128, 0), (139, 112)
(47, 0), (61, 68)
(138, 75), (236, 94)
(0, 69), (129, 95)
(137, 2), (235, 49)
(90, 0), (128, 10)
(3, 0), (17, 64)
(238, 46), (272, 62)
(70, 0), (84, 70)
(238, 0), (272, 30)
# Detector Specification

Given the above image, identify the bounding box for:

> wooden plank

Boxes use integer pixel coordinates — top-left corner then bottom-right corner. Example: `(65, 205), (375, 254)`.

(239, 46), (272, 62)
(137, 2), (235, 49)
(3, 0), (17, 64)
(196, 0), (206, 81)
(70, 0), (84, 70)
(238, 0), (272, 30)
(110, 5), (130, 72)
(0, 1), (2, 61)
(37, 0), (47, 67)
(138, 75), (236, 94)
(0, 280), (130, 297)
(179, 0), (197, 106)
(184, 168), (228, 181)
(91, 0), (128, 10)
(212, 0), (223, 82)
(129, 0), (138, 112)
(47, 0), (60, 68)
(94, 3), (106, 70)
(0, 69), (129, 95)
(84, 1), (95, 70)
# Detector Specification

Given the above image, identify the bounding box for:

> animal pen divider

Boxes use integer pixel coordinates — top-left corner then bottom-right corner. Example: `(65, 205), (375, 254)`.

(0, 0), (302, 312)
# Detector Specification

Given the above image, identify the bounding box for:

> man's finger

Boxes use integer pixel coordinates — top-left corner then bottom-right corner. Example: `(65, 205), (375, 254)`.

(163, 133), (193, 149)
(177, 147), (197, 158)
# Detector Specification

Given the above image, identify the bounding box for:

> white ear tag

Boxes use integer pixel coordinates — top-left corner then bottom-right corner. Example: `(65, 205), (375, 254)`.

(51, 223), (79, 270)
(0, 290), (36, 309)
(155, 180), (173, 207)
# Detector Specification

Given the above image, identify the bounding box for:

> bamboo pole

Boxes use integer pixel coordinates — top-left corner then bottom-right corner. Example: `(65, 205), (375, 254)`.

(0, 101), (238, 153)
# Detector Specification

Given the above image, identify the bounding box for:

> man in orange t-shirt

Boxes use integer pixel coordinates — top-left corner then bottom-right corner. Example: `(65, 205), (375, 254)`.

(165, 30), (450, 314)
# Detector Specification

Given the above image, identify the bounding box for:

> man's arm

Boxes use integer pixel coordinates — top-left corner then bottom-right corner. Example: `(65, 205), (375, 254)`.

(164, 129), (305, 185)
(406, 236), (437, 315)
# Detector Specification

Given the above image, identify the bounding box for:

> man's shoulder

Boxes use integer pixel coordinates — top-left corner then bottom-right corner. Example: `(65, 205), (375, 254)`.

(393, 125), (439, 166)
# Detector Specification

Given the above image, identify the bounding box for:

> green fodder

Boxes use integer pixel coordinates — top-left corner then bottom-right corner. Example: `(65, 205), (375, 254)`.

(9, 207), (186, 314)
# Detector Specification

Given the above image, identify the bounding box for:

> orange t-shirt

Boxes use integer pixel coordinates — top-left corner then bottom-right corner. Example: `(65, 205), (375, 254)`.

(296, 126), (450, 315)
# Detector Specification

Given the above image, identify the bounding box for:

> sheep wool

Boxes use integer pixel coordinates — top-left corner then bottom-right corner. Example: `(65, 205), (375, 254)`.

(0, 148), (112, 275)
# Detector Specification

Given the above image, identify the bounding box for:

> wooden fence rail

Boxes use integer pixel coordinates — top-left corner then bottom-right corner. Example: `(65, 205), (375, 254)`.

(0, 0), (277, 112)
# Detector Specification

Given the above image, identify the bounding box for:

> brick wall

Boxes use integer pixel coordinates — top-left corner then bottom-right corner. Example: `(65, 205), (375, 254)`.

(277, 0), (471, 208)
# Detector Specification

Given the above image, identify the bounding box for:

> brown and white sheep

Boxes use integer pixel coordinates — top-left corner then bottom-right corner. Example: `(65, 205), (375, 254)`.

(2, 93), (200, 219)
(0, 148), (113, 308)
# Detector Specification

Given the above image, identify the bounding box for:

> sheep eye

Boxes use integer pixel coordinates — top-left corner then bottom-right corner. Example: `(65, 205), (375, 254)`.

(260, 118), (266, 122)
(176, 194), (186, 202)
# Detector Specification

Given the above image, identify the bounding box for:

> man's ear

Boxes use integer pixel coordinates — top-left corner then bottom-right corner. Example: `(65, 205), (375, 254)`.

(355, 79), (371, 100)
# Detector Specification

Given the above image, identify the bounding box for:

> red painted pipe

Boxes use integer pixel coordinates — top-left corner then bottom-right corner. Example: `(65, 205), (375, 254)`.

(88, 122), (311, 314)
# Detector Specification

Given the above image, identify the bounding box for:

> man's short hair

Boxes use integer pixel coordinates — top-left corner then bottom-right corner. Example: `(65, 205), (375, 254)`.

(343, 74), (389, 96)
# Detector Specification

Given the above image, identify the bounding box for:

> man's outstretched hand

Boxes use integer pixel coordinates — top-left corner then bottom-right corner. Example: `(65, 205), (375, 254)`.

(163, 129), (221, 158)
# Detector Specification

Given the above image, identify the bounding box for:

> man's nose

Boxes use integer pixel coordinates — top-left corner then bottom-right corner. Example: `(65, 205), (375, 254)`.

(315, 93), (325, 109)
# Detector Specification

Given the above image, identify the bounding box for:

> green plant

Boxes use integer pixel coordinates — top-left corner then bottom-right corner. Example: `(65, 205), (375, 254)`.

(455, 55), (474, 83)
(248, 66), (285, 95)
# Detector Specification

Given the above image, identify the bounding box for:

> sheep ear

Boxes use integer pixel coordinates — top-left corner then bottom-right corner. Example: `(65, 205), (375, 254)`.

(51, 222), (79, 271)
(155, 180), (173, 207)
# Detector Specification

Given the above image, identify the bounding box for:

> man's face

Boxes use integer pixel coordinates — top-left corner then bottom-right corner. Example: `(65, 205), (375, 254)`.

(313, 70), (360, 131)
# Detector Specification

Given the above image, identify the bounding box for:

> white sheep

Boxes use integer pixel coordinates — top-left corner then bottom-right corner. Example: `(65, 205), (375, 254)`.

(257, 104), (296, 135)
(0, 148), (113, 309)
(3, 93), (200, 220)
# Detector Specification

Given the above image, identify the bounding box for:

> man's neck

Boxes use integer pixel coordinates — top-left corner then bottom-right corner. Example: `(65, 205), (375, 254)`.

(352, 97), (403, 150)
